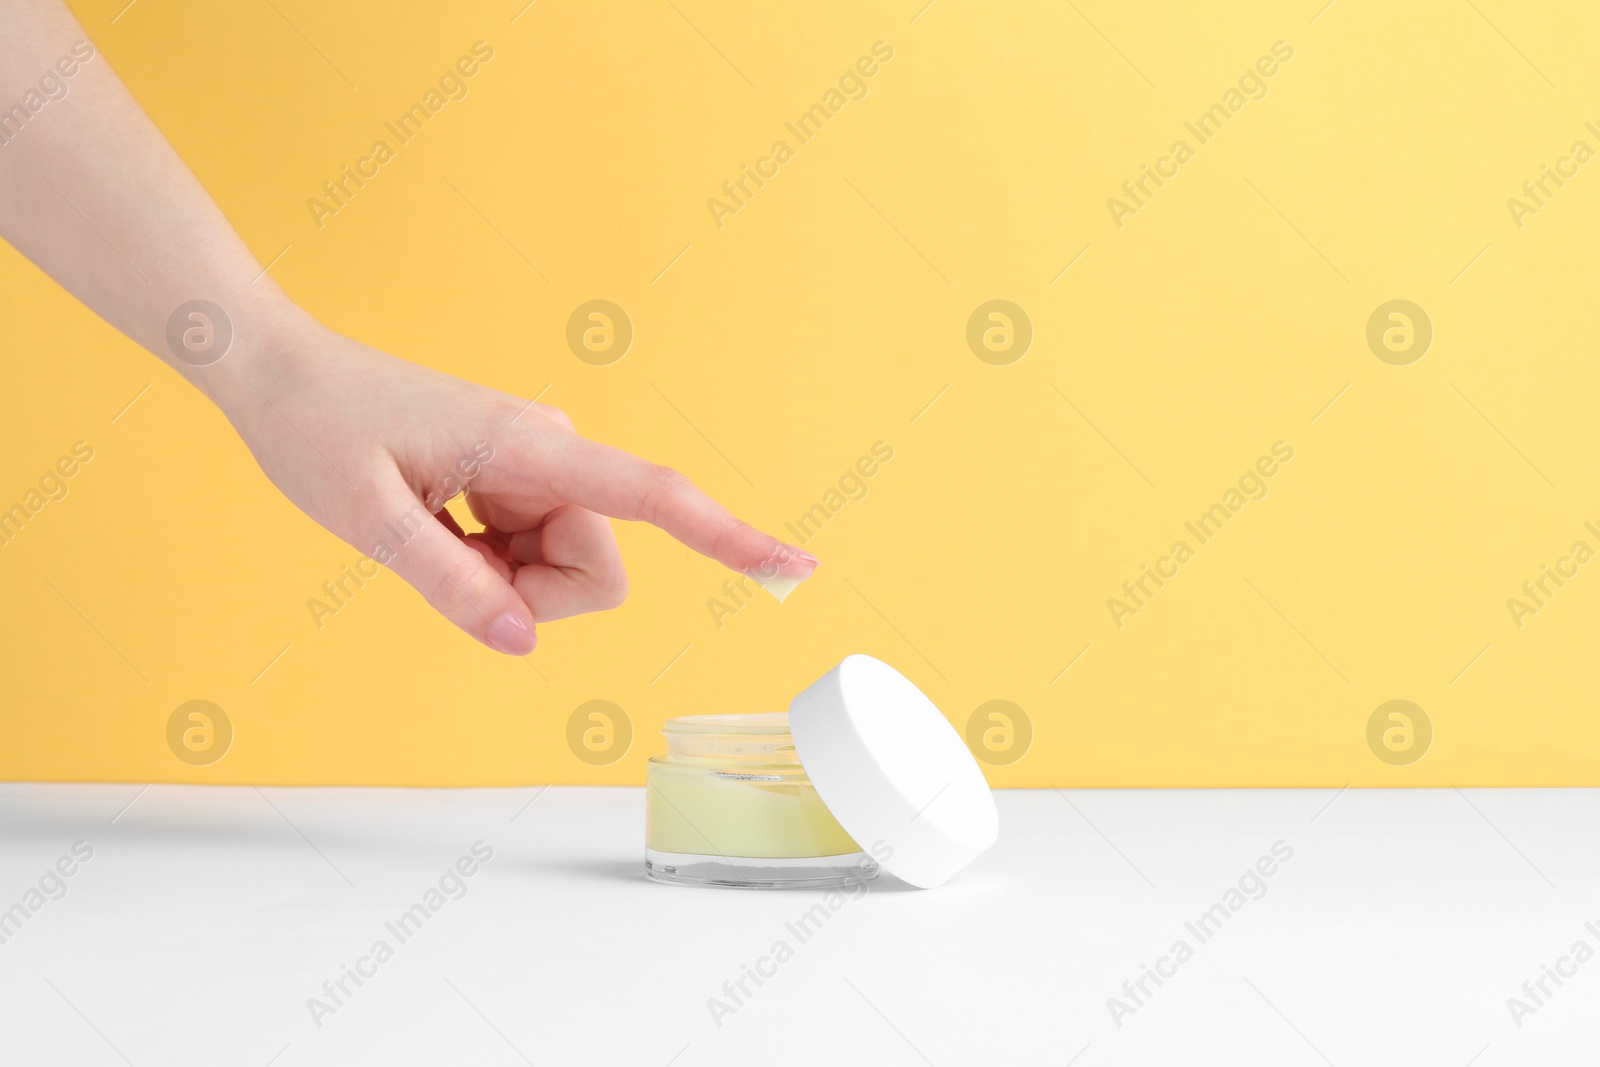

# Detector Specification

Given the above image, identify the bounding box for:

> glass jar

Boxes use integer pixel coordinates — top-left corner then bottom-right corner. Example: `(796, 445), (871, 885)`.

(645, 713), (879, 889)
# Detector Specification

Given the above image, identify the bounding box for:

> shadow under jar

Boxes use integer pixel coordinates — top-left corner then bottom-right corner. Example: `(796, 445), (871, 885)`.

(645, 713), (879, 889)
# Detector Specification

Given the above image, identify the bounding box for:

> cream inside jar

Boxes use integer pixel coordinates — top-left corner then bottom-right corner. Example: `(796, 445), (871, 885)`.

(645, 713), (878, 889)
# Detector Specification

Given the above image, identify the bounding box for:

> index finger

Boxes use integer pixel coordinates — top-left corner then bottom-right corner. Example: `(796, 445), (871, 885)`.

(512, 429), (819, 585)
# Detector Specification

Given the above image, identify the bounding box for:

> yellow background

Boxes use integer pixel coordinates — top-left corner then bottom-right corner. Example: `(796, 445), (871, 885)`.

(2, 0), (1595, 786)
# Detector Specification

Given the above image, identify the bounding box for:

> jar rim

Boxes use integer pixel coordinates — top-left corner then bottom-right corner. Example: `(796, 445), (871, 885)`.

(662, 712), (789, 735)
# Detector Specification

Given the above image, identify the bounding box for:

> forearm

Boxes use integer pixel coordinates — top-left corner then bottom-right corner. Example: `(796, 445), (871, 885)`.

(0, 0), (308, 412)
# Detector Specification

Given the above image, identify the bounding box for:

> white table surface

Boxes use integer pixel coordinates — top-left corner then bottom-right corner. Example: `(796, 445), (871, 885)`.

(0, 784), (1595, 1065)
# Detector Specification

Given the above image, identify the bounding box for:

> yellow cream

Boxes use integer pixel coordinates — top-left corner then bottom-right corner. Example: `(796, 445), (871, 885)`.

(645, 713), (871, 886)
(750, 571), (808, 603)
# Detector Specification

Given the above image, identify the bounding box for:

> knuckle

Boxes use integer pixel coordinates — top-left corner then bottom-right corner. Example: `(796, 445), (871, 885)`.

(536, 404), (576, 432)
(639, 464), (691, 524)
(428, 553), (490, 617)
(706, 515), (754, 564)
(600, 567), (630, 610)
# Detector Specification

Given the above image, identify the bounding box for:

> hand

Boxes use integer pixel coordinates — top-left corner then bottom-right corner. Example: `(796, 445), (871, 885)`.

(219, 312), (818, 655)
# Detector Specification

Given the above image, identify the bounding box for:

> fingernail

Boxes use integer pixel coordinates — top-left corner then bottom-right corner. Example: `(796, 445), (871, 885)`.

(486, 613), (535, 655)
(786, 545), (820, 567)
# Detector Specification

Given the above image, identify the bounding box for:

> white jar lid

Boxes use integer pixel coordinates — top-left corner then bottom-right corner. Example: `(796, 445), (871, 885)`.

(788, 655), (999, 888)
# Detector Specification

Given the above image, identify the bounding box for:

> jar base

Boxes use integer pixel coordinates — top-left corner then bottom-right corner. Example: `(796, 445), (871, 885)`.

(645, 848), (878, 890)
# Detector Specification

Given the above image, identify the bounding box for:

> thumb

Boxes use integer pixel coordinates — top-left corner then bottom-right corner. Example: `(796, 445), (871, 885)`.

(369, 481), (536, 655)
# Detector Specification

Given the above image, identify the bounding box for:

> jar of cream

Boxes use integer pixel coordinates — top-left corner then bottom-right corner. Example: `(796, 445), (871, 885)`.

(646, 713), (879, 889)
(644, 655), (1000, 891)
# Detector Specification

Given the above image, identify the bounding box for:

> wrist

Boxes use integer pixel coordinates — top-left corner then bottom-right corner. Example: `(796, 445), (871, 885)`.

(170, 290), (325, 422)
